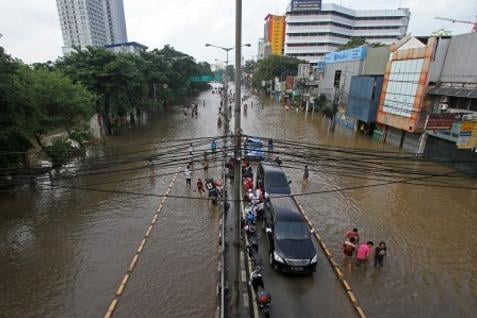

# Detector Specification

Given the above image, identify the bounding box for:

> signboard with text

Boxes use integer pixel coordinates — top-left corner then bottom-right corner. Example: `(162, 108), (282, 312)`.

(291, 0), (322, 12)
(426, 113), (458, 130)
(324, 47), (367, 64)
(457, 121), (476, 148)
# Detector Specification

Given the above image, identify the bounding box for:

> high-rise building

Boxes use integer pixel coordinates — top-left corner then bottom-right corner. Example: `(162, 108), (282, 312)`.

(263, 14), (286, 57)
(56, 0), (128, 55)
(257, 38), (265, 60)
(284, 1), (410, 64)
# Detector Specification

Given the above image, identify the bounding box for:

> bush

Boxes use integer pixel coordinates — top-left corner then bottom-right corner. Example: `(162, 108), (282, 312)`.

(69, 130), (92, 147)
(45, 137), (76, 167)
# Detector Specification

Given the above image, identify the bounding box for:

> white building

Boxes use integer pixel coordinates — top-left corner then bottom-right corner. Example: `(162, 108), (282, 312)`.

(257, 38), (265, 60)
(56, 0), (128, 55)
(104, 41), (148, 55)
(285, 2), (410, 64)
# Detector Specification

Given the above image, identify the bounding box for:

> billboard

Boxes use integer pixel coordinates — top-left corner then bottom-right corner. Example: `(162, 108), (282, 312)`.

(457, 121), (476, 148)
(291, 0), (322, 12)
(324, 47), (367, 64)
(426, 113), (458, 130)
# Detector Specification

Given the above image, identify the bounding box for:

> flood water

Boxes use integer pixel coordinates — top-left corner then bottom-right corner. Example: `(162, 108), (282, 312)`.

(1, 87), (476, 318)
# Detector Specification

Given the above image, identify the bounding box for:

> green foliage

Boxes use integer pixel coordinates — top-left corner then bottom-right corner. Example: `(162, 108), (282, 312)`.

(316, 94), (333, 118)
(69, 130), (92, 146)
(336, 37), (366, 51)
(251, 55), (302, 90)
(30, 69), (94, 133)
(0, 131), (32, 169)
(243, 60), (257, 75)
(44, 137), (76, 168)
(0, 44), (209, 168)
(336, 38), (386, 51)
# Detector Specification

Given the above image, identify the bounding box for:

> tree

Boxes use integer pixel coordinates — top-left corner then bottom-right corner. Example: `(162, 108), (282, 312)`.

(243, 60), (257, 75)
(0, 48), (38, 168)
(57, 47), (146, 134)
(336, 37), (366, 51)
(30, 69), (94, 148)
(336, 38), (386, 51)
(251, 55), (302, 90)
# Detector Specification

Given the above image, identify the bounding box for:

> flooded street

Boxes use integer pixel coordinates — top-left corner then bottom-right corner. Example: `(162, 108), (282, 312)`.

(1, 86), (476, 317)
(241, 90), (477, 318)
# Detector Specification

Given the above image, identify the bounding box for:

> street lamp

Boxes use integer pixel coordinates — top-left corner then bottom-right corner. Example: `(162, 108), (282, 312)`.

(205, 42), (252, 110)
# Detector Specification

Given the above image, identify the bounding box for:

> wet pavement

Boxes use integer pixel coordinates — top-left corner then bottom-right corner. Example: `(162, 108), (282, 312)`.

(1, 86), (476, 318)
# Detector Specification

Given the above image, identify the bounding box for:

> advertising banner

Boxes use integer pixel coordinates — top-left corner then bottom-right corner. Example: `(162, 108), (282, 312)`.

(457, 121), (477, 149)
(324, 47), (368, 64)
(286, 76), (295, 90)
(426, 113), (458, 130)
(291, 0), (322, 12)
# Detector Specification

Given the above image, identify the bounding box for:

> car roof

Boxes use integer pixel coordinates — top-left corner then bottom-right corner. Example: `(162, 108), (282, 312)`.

(261, 162), (284, 174)
(247, 137), (262, 144)
(269, 196), (304, 222)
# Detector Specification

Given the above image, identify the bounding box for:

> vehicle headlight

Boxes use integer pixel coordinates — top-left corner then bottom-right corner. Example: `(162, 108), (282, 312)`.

(273, 251), (284, 263)
(310, 254), (318, 264)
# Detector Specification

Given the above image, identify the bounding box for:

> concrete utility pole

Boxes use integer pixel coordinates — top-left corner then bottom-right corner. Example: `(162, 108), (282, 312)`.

(234, 0), (243, 312)
(234, 0), (242, 147)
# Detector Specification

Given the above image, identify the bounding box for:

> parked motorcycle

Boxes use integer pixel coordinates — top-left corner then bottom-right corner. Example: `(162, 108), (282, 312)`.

(250, 266), (271, 317)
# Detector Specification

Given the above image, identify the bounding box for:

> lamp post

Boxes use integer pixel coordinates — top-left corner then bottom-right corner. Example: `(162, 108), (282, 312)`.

(205, 42), (251, 131)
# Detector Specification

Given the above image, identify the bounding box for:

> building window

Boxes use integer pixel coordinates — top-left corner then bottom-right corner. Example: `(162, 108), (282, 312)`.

(383, 59), (424, 118)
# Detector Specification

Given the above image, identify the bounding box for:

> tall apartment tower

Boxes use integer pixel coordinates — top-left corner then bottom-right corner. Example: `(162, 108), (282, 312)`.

(263, 14), (286, 57)
(56, 0), (128, 55)
(285, 1), (410, 64)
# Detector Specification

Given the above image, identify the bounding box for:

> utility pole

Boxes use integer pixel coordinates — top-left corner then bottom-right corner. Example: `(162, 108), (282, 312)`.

(234, 0), (243, 312)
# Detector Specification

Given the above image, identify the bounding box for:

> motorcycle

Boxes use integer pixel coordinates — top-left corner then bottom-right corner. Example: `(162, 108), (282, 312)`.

(250, 266), (271, 317)
(206, 180), (219, 205)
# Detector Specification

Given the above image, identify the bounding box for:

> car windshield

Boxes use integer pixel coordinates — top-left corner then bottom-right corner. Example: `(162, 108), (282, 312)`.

(247, 140), (262, 149)
(265, 172), (288, 188)
(275, 221), (310, 240)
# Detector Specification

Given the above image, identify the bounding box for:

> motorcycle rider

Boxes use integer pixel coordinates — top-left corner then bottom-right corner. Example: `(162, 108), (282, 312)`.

(206, 178), (221, 203)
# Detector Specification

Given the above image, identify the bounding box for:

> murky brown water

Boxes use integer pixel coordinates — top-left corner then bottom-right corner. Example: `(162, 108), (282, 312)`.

(1, 87), (476, 318)
(241, 90), (477, 318)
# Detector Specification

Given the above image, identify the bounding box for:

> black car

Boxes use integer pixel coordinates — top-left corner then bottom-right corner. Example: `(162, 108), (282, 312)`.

(264, 196), (317, 273)
(256, 162), (291, 195)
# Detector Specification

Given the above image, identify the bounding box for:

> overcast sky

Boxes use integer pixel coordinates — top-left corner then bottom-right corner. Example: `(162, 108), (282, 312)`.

(0, 0), (475, 64)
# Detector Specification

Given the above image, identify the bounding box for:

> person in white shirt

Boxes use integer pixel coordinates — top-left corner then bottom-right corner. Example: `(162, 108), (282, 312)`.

(184, 165), (192, 188)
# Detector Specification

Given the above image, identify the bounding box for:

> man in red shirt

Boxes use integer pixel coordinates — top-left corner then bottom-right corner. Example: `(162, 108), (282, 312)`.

(342, 237), (356, 273)
(345, 228), (360, 244)
(355, 241), (374, 267)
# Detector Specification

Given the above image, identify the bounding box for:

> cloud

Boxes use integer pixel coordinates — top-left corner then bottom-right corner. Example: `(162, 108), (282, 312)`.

(0, 0), (475, 64)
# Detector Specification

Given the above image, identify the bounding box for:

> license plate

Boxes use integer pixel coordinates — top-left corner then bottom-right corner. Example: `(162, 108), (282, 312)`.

(291, 266), (303, 271)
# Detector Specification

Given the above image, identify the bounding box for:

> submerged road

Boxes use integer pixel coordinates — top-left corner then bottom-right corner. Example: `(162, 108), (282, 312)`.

(1, 86), (476, 317)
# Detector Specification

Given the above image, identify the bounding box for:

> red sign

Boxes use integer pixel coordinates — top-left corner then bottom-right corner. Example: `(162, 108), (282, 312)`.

(286, 76), (295, 90)
(426, 113), (457, 130)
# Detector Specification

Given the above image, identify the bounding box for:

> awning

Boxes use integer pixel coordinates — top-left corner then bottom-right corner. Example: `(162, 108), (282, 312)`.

(427, 86), (477, 99)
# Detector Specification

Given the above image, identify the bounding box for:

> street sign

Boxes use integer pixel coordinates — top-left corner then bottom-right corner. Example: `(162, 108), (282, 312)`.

(189, 74), (223, 83)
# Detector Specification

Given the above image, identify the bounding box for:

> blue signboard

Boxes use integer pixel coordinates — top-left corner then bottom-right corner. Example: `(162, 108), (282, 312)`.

(324, 47), (368, 64)
(291, 0), (321, 11)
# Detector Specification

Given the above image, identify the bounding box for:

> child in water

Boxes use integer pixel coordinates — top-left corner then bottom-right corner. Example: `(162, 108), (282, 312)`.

(374, 241), (387, 268)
